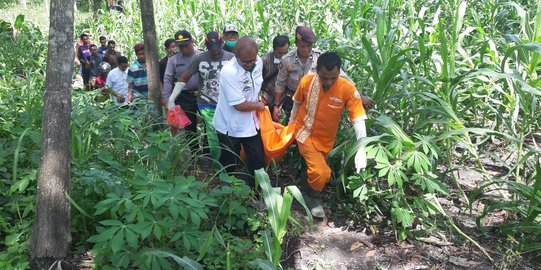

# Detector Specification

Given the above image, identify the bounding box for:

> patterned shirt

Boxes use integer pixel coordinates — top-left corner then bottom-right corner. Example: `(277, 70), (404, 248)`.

(261, 51), (280, 102)
(186, 50), (235, 108)
(127, 60), (148, 96)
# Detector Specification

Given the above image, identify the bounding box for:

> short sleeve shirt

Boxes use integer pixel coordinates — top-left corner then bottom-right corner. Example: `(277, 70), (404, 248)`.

(162, 49), (203, 103)
(103, 51), (122, 69)
(274, 50), (320, 95)
(127, 60), (148, 96)
(292, 74), (366, 152)
(159, 56), (169, 83)
(186, 50), (235, 107)
(213, 57), (264, 137)
(106, 67), (129, 105)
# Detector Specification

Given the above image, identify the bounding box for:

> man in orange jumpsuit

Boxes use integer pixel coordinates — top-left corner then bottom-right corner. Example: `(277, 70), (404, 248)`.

(289, 52), (368, 218)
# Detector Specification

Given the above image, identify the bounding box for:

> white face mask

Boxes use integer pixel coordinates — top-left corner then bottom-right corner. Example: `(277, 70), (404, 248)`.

(273, 57), (281, 64)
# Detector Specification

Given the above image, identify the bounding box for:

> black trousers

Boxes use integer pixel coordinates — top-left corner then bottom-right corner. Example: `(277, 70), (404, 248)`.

(281, 89), (295, 123)
(217, 131), (265, 187)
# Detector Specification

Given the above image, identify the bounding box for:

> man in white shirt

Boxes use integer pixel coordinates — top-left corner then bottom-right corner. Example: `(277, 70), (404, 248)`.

(213, 37), (265, 187)
(105, 56), (129, 106)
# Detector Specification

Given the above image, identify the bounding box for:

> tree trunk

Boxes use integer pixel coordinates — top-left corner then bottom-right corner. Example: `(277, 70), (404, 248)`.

(29, 0), (74, 265)
(139, 0), (162, 116)
(93, 0), (101, 17)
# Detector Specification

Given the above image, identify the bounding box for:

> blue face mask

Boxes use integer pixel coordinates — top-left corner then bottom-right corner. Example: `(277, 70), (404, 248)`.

(225, 40), (237, 48)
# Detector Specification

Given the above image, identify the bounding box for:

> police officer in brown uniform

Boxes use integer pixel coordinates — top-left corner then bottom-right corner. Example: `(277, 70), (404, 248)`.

(272, 26), (374, 122)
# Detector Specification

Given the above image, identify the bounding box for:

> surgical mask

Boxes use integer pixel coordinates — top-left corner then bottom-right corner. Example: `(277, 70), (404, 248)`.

(225, 40), (237, 48)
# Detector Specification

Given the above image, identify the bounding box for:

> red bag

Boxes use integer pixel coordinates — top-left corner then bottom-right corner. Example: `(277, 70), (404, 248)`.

(167, 105), (192, 129)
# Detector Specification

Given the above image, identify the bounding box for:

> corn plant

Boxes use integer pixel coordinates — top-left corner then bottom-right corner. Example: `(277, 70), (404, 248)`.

(255, 168), (312, 268)
(470, 162), (541, 253)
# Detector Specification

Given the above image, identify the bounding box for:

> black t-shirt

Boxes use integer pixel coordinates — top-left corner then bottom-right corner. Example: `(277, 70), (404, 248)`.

(159, 56), (169, 83)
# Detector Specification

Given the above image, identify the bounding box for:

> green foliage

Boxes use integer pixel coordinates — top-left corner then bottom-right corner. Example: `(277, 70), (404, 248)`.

(335, 114), (447, 240)
(0, 15), (44, 269)
(255, 168), (311, 267)
(470, 162), (541, 253)
(2, 0), (541, 267)
(86, 172), (263, 269)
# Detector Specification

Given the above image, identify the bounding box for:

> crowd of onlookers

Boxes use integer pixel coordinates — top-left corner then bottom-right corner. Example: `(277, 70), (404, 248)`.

(73, 25), (373, 218)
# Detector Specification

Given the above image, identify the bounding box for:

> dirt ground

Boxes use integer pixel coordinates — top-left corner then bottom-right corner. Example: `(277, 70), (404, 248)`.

(273, 141), (540, 270)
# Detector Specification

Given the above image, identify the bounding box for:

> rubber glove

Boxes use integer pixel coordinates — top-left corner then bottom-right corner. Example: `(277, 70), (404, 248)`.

(353, 119), (367, 172)
(167, 82), (186, 110)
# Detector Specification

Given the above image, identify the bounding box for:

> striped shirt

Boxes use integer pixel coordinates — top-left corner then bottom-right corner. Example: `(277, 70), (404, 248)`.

(127, 60), (148, 96)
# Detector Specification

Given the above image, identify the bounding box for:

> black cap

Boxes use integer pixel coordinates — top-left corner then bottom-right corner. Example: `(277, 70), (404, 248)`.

(295, 26), (316, 43)
(204, 31), (223, 49)
(174, 30), (193, 46)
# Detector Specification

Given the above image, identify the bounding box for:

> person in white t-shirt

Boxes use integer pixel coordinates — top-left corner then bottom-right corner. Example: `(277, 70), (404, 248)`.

(213, 37), (265, 187)
(105, 56), (129, 106)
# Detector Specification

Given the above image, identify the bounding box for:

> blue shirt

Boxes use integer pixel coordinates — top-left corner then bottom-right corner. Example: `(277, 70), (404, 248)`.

(127, 60), (148, 96)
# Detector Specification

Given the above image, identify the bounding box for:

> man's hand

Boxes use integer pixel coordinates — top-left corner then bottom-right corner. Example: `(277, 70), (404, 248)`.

(361, 96), (375, 109)
(116, 94), (125, 103)
(272, 106), (281, 122)
(354, 146), (367, 173)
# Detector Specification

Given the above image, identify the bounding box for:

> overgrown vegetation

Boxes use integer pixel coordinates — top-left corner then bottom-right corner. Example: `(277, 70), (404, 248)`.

(1, 0), (540, 269)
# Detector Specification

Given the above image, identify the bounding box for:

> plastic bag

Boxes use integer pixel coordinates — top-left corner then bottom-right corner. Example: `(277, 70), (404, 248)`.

(167, 105), (192, 129)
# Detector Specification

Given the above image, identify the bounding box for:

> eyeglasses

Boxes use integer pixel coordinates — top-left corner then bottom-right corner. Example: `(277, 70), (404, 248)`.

(238, 58), (256, 66)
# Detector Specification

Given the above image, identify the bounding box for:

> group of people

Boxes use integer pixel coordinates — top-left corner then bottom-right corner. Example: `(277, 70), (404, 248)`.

(74, 33), (131, 104)
(164, 25), (373, 218)
(76, 24), (373, 218)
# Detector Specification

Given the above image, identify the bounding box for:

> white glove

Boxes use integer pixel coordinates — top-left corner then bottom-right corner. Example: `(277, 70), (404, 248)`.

(167, 82), (186, 110)
(353, 119), (367, 172)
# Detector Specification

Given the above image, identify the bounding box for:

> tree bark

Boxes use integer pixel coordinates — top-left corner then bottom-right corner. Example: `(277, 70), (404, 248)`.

(139, 0), (162, 116)
(29, 0), (74, 263)
(93, 0), (101, 17)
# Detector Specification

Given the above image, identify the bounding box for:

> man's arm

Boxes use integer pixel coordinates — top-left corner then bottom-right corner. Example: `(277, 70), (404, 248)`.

(288, 101), (300, 124)
(162, 56), (176, 105)
(128, 82), (134, 103)
(272, 58), (289, 121)
(234, 101), (265, 112)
